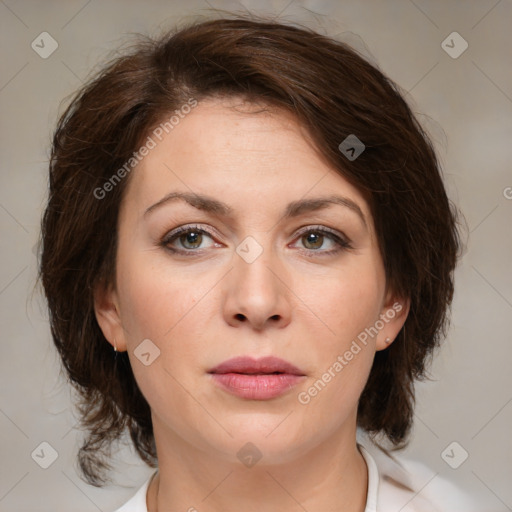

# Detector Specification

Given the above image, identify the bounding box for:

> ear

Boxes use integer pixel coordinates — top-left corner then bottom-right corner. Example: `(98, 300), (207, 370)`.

(375, 289), (410, 352)
(93, 280), (128, 352)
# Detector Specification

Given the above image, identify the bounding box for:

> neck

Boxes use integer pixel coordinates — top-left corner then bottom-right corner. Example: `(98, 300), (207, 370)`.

(147, 421), (368, 512)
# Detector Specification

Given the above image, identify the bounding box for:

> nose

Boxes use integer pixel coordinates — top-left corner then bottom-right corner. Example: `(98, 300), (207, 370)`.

(222, 240), (292, 331)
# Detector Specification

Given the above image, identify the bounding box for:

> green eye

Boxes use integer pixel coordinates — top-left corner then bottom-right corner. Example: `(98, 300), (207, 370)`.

(162, 224), (352, 257)
(163, 225), (216, 254)
(294, 226), (352, 255)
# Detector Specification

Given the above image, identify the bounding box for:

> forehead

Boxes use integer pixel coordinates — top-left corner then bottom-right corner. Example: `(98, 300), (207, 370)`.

(146, 97), (324, 171)
(122, 97), (372, 225)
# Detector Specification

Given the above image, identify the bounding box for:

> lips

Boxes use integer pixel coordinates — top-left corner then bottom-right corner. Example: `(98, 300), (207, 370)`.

(208, 356), (305, 376)
(208, 356), (306, 400)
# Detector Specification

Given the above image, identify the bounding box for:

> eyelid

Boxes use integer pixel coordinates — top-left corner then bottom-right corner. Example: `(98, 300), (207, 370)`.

(162, 224), (220, 246)
(160, 223), (353, 256)
(291, 224), (353, 251)
(293, 224), (349, 242)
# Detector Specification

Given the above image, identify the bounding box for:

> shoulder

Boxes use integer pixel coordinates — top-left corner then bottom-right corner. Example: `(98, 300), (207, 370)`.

(359, 437), (477, 512)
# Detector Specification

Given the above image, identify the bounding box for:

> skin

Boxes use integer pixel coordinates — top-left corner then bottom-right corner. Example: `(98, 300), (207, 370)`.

(95, 96), (409, 512)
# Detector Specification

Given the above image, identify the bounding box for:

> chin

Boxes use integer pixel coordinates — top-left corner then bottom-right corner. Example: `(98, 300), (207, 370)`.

(204, 417), (312, 465)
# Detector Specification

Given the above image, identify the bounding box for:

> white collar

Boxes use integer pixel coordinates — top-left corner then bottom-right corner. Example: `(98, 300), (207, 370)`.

(112, 439), (473, 512)
(359, 442), (379, 512)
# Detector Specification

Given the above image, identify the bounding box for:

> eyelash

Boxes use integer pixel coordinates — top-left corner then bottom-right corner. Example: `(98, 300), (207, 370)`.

(161, 224), (353, 257)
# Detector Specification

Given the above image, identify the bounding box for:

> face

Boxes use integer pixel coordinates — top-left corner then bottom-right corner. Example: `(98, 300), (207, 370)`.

(95, 96), (407, 465)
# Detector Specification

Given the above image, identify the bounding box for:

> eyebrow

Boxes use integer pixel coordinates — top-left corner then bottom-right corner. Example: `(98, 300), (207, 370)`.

(144, 191), (367, 227)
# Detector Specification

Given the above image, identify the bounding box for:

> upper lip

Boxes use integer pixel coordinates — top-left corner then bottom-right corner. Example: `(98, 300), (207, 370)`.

(208, 356), (305, 376)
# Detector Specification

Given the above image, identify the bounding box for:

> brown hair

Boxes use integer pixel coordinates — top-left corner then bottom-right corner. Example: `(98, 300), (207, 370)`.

(39, 15), (461, 486)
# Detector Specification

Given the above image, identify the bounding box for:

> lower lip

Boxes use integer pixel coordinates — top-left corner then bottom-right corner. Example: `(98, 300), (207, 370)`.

(210, 373), (305, 400)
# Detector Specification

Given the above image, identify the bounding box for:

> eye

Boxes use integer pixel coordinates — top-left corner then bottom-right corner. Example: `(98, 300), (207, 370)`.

(292, 226), (352, 255)
(161, 224), (352, 257)
(162, 224), (218, 254)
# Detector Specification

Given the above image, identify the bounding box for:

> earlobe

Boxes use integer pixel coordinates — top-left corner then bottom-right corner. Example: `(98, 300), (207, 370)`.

(375, 296), (410, 351)
(93, 281), (127, 352)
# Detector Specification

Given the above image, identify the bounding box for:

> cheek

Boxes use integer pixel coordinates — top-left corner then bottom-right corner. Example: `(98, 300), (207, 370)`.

(294, 260), (383, 411)
(304, 261), (384, 348)
(116, 248), (203, 342)
(114, 252), (210, 421)
(115, 248), (218, 388)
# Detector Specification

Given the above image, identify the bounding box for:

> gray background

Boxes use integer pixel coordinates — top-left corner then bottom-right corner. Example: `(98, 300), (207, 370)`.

(1, 0), (511, 510)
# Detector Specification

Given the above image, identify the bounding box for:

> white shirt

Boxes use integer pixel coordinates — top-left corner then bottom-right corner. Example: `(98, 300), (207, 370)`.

(112, 440), (475, 512)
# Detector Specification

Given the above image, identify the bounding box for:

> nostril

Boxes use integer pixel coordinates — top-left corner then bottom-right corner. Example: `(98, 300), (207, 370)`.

(235, 313), (246, 321)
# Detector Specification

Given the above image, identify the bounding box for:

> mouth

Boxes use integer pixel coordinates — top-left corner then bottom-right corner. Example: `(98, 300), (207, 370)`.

(208, 355), (305, 376)
(208, 356), (306, 400)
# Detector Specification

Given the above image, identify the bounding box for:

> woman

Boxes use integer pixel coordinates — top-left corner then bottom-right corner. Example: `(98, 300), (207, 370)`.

(39, 15), (473, 512)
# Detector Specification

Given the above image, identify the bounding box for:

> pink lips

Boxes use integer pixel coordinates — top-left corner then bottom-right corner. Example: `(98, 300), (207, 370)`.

(208, 356), (306, 400)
